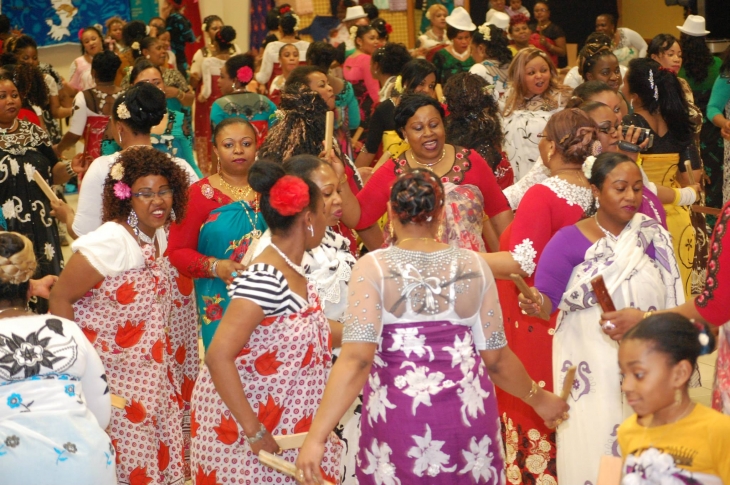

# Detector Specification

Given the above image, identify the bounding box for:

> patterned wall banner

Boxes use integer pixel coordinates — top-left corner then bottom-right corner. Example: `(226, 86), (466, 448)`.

(3, 0), (131, 47)
(129, 0), (157, 24)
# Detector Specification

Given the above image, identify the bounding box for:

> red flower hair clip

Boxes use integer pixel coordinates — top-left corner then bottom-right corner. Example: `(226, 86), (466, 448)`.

(78, 28), (85, 41)
(237, 66), (253, 84)
(279, 5), (291, 15)
(385, 23), (393, 34)
(269, 175), (310, 216)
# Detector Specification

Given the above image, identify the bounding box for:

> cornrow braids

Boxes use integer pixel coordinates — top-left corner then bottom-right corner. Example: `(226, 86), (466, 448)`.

(390, 169), (445, 224)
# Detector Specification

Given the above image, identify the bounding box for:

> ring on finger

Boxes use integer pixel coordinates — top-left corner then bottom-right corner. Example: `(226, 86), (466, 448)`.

(602, 321), (616, 331)
(296, 469), (305, 482)
(562, 412), (569, 420)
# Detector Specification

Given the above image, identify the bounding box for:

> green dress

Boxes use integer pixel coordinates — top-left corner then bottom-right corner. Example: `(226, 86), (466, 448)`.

(432, 48), (475, 85)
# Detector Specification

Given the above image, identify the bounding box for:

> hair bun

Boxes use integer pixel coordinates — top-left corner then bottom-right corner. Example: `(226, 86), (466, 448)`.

(390, 170), (445, 224)
(0, 232), (36, 285)
(249, 160), (286, 195)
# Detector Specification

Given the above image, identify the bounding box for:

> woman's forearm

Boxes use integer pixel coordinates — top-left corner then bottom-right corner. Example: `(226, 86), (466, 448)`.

(357, 224), (384, 251)
(480, 251), (525, 280)
(481, 346), (533, 398)
(307, 344), (375, 442)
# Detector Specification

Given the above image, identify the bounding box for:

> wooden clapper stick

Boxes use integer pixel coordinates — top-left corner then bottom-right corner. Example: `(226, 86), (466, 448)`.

(32, 171), (59, 204)
(324, 111), (334, 154)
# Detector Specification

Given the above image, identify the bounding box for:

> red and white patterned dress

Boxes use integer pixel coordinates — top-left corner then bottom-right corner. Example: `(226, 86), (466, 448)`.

(190, 263), (342, 484)
(73, 223), (199, 485)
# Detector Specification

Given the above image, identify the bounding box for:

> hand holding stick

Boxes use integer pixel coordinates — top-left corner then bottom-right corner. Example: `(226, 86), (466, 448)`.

(259, 450), (335, 485)
(511, 274), (549, 320)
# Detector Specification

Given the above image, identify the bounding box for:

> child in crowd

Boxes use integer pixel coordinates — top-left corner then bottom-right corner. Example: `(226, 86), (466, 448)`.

(506, 0), (530, 19)
(618, 314), (730, 484)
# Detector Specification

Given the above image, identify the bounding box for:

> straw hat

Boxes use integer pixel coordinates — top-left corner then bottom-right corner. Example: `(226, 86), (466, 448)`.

(445, 7), (476, 32)
(677, 15), (710, 37)
(344, 6), (368, 22)
(486, 11), (510, 30)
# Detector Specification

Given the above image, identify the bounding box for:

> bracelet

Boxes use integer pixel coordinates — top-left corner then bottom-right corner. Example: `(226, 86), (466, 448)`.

(643, 311), (653, 320)
(177, 89), (185, 100)
(210, 259), (220, 278)
(245, 423), (267, 444)
(62, 158), (75, 176)
(522, 380), (539, 401)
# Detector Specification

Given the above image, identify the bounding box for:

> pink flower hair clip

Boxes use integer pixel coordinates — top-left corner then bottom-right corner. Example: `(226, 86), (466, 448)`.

(114, 181), (132, 200)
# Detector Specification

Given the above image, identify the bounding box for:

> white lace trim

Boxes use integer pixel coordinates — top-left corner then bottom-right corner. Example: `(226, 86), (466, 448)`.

(541, 177), (594, 213)
(510, 238), (537, 276)
(503, 157), (550, 209)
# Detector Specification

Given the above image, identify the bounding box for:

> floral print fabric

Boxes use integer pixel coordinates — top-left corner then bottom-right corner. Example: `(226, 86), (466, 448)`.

(73, 243), (199, 485)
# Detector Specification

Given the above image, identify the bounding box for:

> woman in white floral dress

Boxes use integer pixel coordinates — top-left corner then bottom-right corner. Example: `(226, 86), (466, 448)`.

(296, 169), (568, 485)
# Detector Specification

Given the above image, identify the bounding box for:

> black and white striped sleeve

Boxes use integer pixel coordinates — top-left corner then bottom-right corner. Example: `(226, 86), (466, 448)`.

(227, 264), (303, 317)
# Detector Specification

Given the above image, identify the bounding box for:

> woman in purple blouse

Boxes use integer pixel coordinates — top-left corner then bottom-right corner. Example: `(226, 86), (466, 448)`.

(518, 152), (684, 484)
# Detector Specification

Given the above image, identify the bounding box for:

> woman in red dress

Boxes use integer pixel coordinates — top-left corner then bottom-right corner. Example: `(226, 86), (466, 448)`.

(482, 108), (597, 483)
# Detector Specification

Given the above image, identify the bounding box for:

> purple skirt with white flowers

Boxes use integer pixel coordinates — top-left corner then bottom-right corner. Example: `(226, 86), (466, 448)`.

(357, 320), (506, 485)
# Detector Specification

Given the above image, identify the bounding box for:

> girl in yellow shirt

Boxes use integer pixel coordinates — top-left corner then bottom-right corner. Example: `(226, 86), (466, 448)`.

(618, 314), (730, 484)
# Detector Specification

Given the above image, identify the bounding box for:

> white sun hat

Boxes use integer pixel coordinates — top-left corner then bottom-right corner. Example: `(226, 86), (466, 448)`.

(677, 15), (710, 37)
(446, 7), (477, 32)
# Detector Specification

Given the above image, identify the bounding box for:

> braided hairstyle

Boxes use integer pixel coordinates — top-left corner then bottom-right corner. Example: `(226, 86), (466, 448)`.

(248, 160), (321, 233)
(544, 108), (599, 165)
(678, 33), (713, 84)
(102, 147), (189, 223)
(472, 24), (513, 67)
(623, 313), (716, 370)
(0, 232), (36, 304)
(215, 26), (237, 52)
(625, 57), (693, 143)
(578, 33), (614, 79)
(257, 84), (328, 163)
(390, 169), (445, 224)
(443, 72), (503, 169)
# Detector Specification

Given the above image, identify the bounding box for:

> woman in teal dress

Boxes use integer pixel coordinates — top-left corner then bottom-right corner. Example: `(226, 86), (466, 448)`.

(432, 7), (476, 85)
(210, 54), (277, 148)
(103, 60), (202, 178)
(168, 118), (267, 349)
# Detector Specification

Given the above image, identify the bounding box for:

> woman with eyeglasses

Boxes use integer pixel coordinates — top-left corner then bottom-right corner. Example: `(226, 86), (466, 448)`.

(50, 147), (199, 485)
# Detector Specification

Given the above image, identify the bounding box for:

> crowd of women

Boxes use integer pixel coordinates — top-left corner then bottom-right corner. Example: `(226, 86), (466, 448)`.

(1, 2), (730, 485)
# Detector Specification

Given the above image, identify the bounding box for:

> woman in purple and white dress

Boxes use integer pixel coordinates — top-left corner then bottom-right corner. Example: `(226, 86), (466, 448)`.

(295, 169), (569, 485)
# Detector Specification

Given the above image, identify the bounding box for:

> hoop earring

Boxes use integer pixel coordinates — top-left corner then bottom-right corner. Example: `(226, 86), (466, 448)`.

(308, 225), (314, 237)
(127, 210), (139, 236)
(170, 208), (176, 222)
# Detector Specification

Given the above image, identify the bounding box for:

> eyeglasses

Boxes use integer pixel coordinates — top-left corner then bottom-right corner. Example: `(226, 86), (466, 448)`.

(597, 123), (620, 135)
(132, 189), (174, 200)
(536, 133), (549, 138)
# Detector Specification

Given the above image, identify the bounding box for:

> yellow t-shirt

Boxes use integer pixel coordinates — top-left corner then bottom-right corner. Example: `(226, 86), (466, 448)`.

(618, 404), (730, 484)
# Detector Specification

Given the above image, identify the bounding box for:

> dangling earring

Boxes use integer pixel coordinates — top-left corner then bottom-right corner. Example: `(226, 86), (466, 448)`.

(630, 98), (634, 110)
(170, 208), (176, 222)
(388, 224), (394, 239)
(146, 54), (150, 59)
(547, 152), (552, 164)
(436, 223), (444, 241)
(127, 210), (139, 236)
(308, 225), (314, 237)
(118, 130), (123, 145)
(231, 83), (236, 91)
(595, 199), (600, 208)
(675, 388), (682, 406)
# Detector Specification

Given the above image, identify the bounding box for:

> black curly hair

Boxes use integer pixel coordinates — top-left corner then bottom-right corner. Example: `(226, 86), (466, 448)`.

(224, 54), (256, 87)
(471, 24), (513, 67)
(215, 26), (237, 52)
(257, 84), (328, 163)
(625, 57), (693, 143)
(678, 33), (713, 84)
(8, 34), (37, 54)
(443, 73), (503, 170)
(306, 41), (342, 70)
(390, 169), (445, 224)
(92, 50), (122, 83)
(102, 147), (189, 224)
(3, 64), (48, 109)
(112, 82), (166, 135)
(129, 59), (161, 84)
(363, 3), (379, 20)
(371, 43), (412, 77)
(248, 159), (321, 233)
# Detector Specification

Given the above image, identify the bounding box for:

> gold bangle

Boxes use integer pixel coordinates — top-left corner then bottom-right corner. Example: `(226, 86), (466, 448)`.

(522, 380), (538, 401)
(643, 311), (653, 319)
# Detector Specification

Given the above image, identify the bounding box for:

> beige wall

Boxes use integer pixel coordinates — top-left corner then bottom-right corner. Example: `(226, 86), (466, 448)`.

(620, 0), (686, 41)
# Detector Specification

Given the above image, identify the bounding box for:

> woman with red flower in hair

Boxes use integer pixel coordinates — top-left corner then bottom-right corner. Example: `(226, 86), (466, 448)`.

(191, 159), (342, 484)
